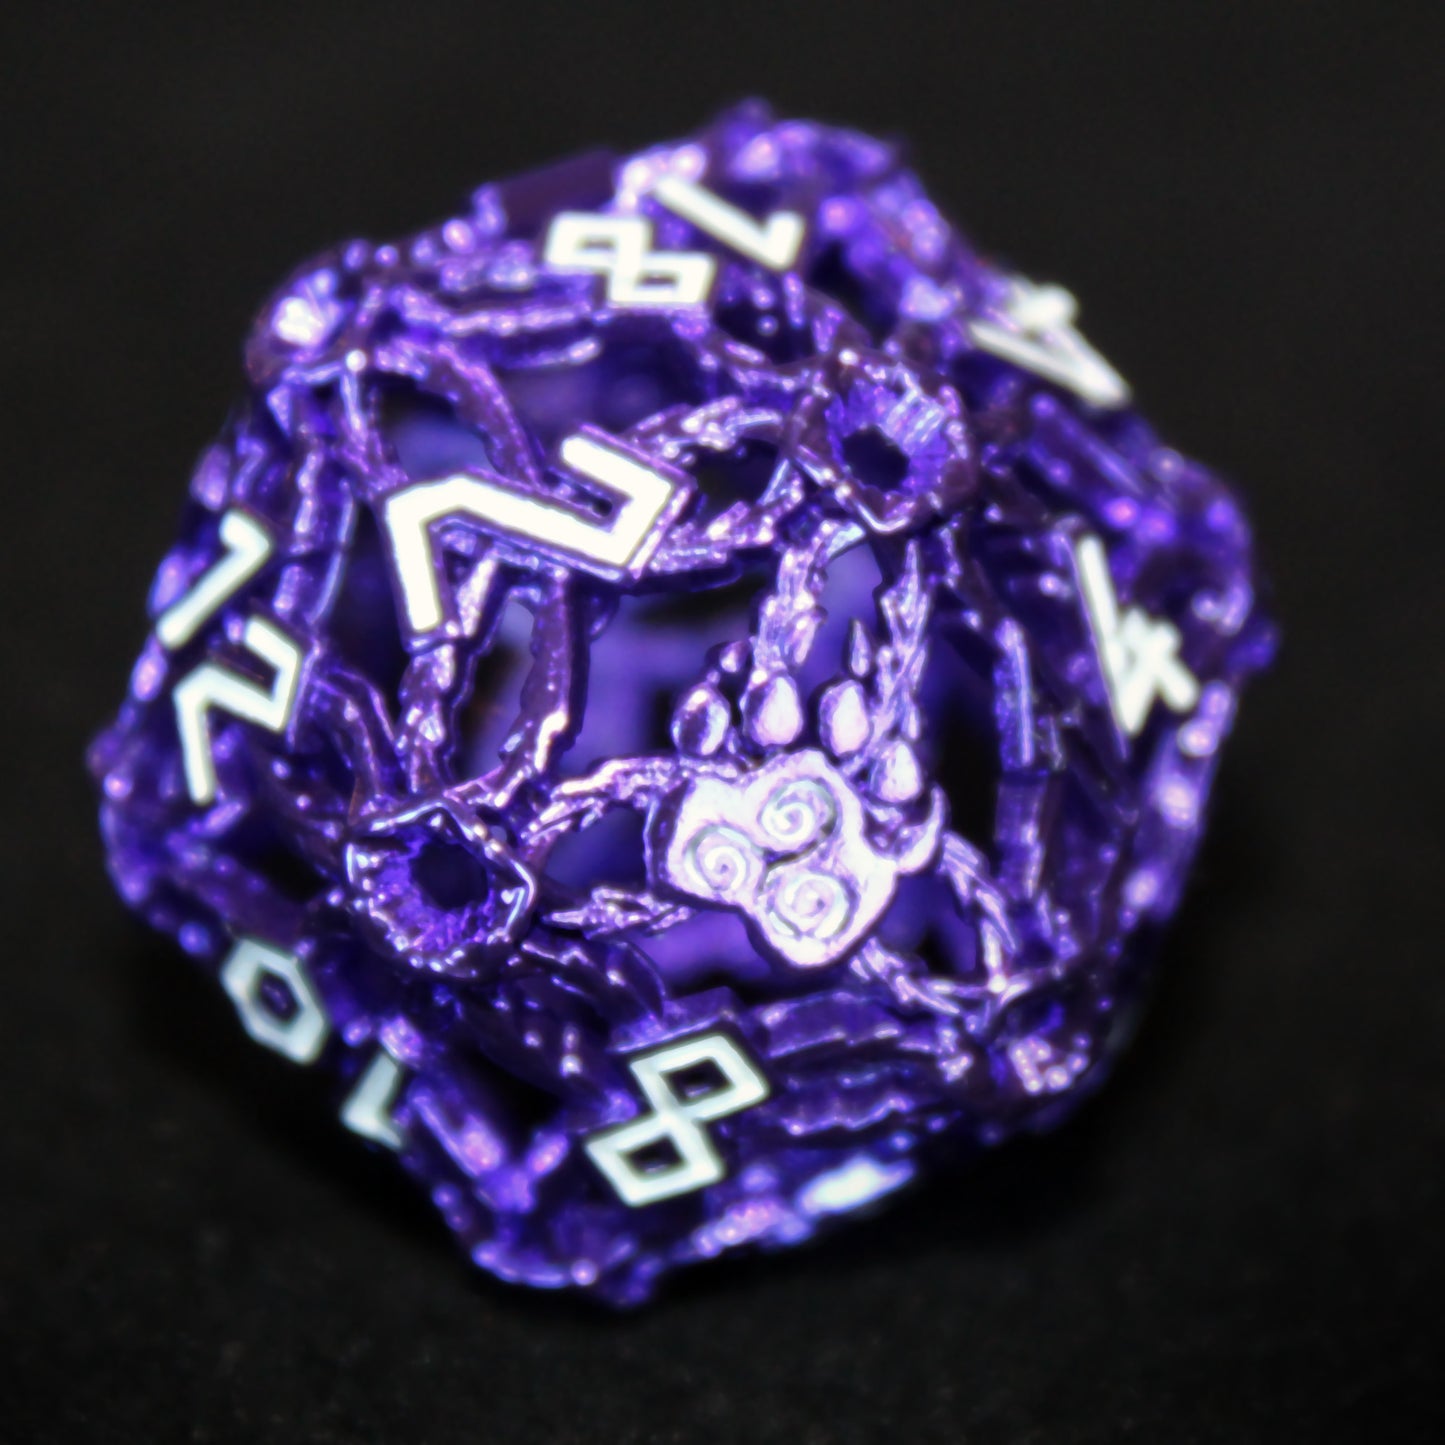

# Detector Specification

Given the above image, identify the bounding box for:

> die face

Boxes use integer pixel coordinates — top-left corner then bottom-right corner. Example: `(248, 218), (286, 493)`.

(90, 101), (1273, 1304)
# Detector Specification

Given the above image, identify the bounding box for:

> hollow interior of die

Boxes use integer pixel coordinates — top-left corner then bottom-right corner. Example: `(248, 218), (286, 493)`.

(326, 380), (1007, 989)
(495, 327), (710, 453)
(327, 500), (412, 708)
(542, 543), (890, 901)
(542, 550), (1004, 990)
(384, 386), (495, 477)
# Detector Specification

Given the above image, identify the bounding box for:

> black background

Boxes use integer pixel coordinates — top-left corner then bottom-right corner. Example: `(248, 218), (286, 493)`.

(4, 3), (1443, 1441)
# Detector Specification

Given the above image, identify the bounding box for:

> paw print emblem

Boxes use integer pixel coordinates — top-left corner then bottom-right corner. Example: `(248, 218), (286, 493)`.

(528, 532), (949, 974)
(655, 747), (938, 967)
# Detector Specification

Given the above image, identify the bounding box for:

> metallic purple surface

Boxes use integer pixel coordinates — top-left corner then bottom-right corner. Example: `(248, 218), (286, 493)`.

(90, 103), (1272, 1304)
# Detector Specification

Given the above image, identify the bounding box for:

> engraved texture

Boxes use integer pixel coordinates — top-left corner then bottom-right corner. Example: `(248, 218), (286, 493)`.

(90, 102), (1273, 1304)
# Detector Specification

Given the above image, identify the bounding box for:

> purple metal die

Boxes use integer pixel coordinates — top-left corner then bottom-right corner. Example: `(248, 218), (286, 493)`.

(90, 103), (1273, 1304)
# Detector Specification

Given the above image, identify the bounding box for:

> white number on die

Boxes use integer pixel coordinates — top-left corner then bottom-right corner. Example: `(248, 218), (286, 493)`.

(543, 177), (803, 307)
(1075, 533), (1199, 737)
(584, 1033), (769, 1207)
(544, 211), (715, 307)
(221, 936), (409, 1146)
(220, 936), (330, 1064)
(156, 508), (273, 650)
(384, 431), (690, 632)
(340, 1048), (408, 1150)
(173, 615), (304, 805)
(967, 275), (1130, 409)
(651, 175), (804, 272)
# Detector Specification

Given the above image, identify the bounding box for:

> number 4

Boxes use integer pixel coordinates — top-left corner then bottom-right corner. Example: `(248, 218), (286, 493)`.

(1075, 534), (1199, 737)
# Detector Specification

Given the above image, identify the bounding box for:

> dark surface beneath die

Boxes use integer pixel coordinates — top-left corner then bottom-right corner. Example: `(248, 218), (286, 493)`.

(2, 2), (1442, 1442)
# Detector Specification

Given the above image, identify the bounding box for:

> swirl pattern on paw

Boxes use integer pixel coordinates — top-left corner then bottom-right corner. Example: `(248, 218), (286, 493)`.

(91, 102), (1273, 1304)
